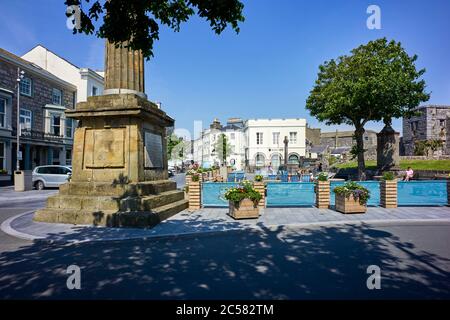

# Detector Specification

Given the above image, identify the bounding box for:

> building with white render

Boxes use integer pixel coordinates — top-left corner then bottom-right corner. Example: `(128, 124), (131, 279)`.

(22, 45), (104, 103)
(193, 118), (246, 170)
(244, 118), (307, 169)
(193, 118), (307, 170)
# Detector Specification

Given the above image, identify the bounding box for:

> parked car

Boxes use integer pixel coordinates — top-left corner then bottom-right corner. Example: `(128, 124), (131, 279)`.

(32, 165), (72, 190)
(168, 169), (174, 177)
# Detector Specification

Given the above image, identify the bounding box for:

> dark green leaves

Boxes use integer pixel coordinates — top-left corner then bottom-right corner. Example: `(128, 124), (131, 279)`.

(64, 0), (245, 59)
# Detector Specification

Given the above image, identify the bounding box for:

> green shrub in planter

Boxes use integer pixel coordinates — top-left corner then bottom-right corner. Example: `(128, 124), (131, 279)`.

(382, 171), (395, 181)
(317, 172), (328, 181)
(254, 174), (264, 182)
(334, 181), (370, 205)
(224, 180), (262, 206)
(191, 174), (200, 182)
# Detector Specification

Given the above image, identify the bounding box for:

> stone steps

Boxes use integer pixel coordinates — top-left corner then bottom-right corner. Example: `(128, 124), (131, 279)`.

(59, 180), (177, 197)
(34, 208), (117, 226)
(119, 189), (185, 212)
(152, 199), (189, 221)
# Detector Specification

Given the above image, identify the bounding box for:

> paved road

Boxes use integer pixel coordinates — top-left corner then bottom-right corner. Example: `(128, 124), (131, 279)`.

(1, 182), (450, 299)
(0, 187), (57, 252)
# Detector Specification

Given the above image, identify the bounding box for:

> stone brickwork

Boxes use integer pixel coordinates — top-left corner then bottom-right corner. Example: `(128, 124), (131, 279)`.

(0, 58), (75, 134)
(402, 105), (450, 156)
(320, 130), (377, 160)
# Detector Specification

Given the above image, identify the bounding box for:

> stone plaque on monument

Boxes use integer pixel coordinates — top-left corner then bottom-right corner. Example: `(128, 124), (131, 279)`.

(84, 128), (125, 168)
(144, 131), (163, 168)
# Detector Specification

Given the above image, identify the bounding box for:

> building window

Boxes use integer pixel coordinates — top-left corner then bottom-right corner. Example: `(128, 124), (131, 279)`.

(50, 113), (61, 136)
(65, 119), (73, 138)
(273, 132), (280, 145)
(52, 88), (62, 105)
(256, 132), (263, 145)
(0, 142), (5, 170)
(364, 136), (369, 141)
(271, 153), (281, 169)
(19, 109), (32, 131)
(439, 119), (446, 127)
(255, 153), (265, 166)
(230, 133), (235, 140)
(0, 98), (5, 128)
(289, 132), (297, 144)
(66, 149), (72, 166)
(92, 86), (98, 96)
(288, 154), (299, 165)
(20, 77), (32, 96)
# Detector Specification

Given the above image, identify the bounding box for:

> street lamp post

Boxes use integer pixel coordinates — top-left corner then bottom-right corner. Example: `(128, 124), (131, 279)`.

(16, 68), (24, 171)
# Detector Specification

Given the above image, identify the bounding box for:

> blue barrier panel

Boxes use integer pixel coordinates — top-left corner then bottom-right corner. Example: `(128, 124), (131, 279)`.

(266, 182), (315, 207)
(398, 180), (448, 206)
(330, 181), (380, 206)
(202, 182), (238, 207)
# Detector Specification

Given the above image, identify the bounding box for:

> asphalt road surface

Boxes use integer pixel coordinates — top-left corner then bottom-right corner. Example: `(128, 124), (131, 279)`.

(1, 181), (450, 299)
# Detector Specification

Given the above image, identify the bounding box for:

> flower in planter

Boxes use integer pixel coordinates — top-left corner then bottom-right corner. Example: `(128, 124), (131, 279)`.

(254, 174), (264, 182)
(191, 173), (200, 182)
(334, 181), (370, 205)
(224, 180), (262, 206)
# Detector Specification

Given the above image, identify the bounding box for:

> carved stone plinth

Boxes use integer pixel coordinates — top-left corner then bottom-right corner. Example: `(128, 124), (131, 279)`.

(34, 94), (188, 227)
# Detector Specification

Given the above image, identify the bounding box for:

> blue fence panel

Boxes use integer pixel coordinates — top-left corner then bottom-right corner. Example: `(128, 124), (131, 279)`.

(266, 182), (315, 207)
(398, 181), (448, 206)
(202, 182), (238, 207)
(330, 181), (380, 206)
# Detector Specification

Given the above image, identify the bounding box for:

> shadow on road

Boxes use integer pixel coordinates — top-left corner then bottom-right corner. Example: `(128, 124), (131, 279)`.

(0, 221), (449, 299)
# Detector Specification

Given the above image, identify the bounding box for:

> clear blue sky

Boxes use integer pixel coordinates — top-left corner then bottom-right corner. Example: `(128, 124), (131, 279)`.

(1, 0), (449, 138)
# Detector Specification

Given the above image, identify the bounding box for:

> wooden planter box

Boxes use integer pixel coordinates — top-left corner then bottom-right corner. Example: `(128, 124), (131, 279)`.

(229, 198), (259, 220)
(185, 174), (192, 189)
(335, 193), (367, 214)
(380, 180), (398, 208)
(188, 181), (201, 211)
(315, 181), (330, 209)
(253, 182), (266, 208)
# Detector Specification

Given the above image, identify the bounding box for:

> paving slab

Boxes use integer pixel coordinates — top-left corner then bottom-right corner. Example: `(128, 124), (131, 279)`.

(2, 205), (450, 243)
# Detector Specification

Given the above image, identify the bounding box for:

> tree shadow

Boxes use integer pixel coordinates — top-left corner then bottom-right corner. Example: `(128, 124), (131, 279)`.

(0, 220), (450, 299)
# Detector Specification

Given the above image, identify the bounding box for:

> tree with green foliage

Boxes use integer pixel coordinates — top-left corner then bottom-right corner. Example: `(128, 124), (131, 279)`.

(65, 0), (245, 59)
(167, 134), (183, 160)
(214, 134), (232, 165)
(306, 38), (430, 180)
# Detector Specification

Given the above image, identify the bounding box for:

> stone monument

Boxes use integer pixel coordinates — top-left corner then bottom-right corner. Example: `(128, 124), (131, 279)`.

(34, 41), (188, 227)
(377, 122), (400, 172)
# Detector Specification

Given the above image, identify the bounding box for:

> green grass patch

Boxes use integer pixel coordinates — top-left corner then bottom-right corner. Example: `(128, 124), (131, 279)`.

(335, 159), (450, 171)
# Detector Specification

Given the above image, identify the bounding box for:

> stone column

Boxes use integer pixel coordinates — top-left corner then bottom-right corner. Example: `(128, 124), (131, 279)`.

(377, 124), (400, 171)
(104, 41), (146, 98)
(283, 136), (289, 166)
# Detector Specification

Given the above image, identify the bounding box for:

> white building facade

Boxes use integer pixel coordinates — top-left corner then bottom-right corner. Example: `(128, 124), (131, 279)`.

(193, 118), (307, 170)
(193, 119), (246, 170)
(244, 119), (307, 169)
(22, 45), (104, 103)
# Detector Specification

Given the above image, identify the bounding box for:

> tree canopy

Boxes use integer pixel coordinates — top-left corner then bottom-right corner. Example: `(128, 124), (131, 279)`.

(306, 38), (430, 179)
(214, 133), (232, 165)
(65, 0), (245, 59)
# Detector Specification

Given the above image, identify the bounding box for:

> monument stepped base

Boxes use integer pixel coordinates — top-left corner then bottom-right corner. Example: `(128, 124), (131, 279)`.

(34, 180), (188, 228)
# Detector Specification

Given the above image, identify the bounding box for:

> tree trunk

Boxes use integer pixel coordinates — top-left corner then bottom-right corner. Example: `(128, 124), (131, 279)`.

(354, 126), (366, 181)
